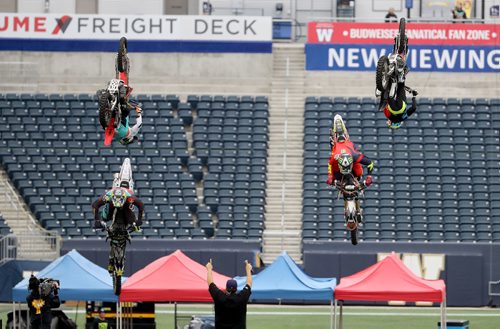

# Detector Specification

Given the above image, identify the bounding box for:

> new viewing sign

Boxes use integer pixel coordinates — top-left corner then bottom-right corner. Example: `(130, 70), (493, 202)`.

(0, 13), (272, 53)
(306, 22), (500, 72)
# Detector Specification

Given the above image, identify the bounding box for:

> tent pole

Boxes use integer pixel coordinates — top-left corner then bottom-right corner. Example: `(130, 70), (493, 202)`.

(442, 296), (447, 329)
(330, 299), (334, 329)
(333, 299), (337, 329)
(174, 302), (177, 329)
(339, 300), (343, 329)
(12, 302), (16, 329)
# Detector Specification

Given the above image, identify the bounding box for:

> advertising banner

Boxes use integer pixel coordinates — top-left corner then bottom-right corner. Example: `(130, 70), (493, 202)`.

(306, 22), (500, 72)
(0, 13), (272, 53)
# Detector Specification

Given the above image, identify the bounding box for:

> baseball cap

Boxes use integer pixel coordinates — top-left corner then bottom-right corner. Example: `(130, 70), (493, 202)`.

(226, 279), (238, 292)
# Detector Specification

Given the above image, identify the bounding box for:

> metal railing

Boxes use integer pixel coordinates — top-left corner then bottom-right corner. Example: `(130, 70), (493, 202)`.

(294, 17), (490, 41)
(0, 234), (18, 265)
(0, 171), (61, 260)
(211, 7), (265, 16)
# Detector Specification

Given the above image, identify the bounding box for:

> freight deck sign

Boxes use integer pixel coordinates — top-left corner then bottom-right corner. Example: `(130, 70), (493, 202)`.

(306, 22), (500, 72)
(0, 13), (272, 53)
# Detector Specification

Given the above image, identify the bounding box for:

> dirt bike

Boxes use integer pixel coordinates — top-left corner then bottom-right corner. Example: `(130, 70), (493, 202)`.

(332, 176), (367, 246)
(375, 18), (408, 101)
(98, 37), (132, 146)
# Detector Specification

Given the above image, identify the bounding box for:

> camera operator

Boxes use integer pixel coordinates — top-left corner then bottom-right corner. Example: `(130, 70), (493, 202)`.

(26, 275), (61, 329)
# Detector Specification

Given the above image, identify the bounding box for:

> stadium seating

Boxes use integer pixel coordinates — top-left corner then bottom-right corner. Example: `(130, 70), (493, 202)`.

(0, 214), (12, 236)
(0, 93), (268, 241)
(303, 97), (500, 243)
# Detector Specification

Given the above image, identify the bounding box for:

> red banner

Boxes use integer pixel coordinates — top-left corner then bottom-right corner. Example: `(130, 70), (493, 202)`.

(308, 22), (500, 46)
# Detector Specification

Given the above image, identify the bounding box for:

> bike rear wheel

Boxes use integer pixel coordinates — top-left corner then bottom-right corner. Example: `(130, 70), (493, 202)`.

(376, 56), (390, 92)
(397, 18), (406, 54)
(117, 37), (129, 73)
(98, 90), (112, 130)
(350, 228), (359, 245)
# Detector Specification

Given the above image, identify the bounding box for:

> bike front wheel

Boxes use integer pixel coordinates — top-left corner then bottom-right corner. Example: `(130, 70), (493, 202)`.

(113, 272), (122, 295)
(350, 228), (359, 245)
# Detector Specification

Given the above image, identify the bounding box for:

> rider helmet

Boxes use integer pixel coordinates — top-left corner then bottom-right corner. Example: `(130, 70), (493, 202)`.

(337, 153), (354, 175)
(111, 188), (127, 208)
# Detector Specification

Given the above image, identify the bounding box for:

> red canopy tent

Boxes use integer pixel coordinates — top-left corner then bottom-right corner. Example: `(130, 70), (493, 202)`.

(333, 253), (447, 329)
(120, 249), (231, 302)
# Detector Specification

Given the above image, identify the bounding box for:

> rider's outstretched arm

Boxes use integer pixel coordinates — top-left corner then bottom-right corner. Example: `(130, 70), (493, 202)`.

(133, 197), (145, 226)
(359, 156), (374, 175)
(407, 95), (417, 117)
(92, 195), (106, 221)
(127, 108), (143, 139)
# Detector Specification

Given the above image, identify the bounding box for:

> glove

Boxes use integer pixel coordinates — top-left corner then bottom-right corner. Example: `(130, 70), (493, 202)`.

(364, 176), (373, 187)
(93, 220), (103, 229)
(129, 224), (141, 233)
(326, 175), (334, 186)
(412, 90), (418, 96)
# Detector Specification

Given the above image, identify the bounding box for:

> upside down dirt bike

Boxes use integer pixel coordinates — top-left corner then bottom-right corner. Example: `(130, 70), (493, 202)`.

(376, 18), (410, 101)
(98, 37), (133, 146)
(333, 176), (368, 246)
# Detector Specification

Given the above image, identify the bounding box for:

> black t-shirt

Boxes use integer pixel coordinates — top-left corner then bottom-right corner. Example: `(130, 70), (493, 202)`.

(209, 282), (251, 329)
(26, 292), (61, 329)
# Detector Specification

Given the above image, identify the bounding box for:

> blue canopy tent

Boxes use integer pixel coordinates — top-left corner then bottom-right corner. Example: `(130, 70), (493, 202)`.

(234, 251), (336, 302)
(12, 249), (121, 302)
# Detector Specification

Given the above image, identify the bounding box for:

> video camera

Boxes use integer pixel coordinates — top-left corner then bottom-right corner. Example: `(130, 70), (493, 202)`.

(28, 275), (60, 297)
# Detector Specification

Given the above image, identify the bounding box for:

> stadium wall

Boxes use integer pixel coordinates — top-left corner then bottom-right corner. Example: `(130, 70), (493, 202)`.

(61, 239), (262, 278)
(0, 51), (273, 94)
(2, 50), (499, 99)
(303, 241), (500, 307)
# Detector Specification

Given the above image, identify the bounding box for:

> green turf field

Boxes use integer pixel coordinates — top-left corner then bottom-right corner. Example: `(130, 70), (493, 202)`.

(2, 303), (499, 328)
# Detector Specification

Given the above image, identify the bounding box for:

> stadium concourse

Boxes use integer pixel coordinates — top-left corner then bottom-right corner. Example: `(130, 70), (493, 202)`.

(0, 18), (500, 321)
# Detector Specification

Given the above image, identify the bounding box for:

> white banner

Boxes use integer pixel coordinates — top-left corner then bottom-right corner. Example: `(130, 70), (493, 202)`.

(0, 14), (272, 41)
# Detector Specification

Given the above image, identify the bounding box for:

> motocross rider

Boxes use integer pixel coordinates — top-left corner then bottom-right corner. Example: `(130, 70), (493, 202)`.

(91, 180), (144, 273)
(116, 81), (143, 145)
(379, 81), (418, 129)
(326, 115), (374, 186)
(98, 38), (142, 145)
(377, 34), (419, 129)
(326, 116), (374, 220)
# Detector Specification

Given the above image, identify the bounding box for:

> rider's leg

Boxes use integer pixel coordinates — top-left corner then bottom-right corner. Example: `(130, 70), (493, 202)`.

(388, 83), (406, 110)
(116, 116), (130, 139)
(108, 248), (115, 274)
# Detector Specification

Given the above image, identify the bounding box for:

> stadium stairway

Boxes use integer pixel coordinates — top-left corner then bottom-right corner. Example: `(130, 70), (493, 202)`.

(0, 168), (60, 260)
(263, 44), (305, 264)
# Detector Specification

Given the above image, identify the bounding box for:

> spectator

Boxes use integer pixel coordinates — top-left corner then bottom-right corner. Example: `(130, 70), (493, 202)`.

(26, 276), (61, 329)
(203, 1), (213, 15)
(93, 308), (110, 329)
(452, 2), (467, 20)
(385, 7), (398, 23)
(206, 259), (252, 329)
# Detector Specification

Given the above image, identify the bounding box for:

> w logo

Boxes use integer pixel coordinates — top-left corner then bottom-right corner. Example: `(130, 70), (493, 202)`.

(52, 15), (72, 35)
(316, 28), (333, 42)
